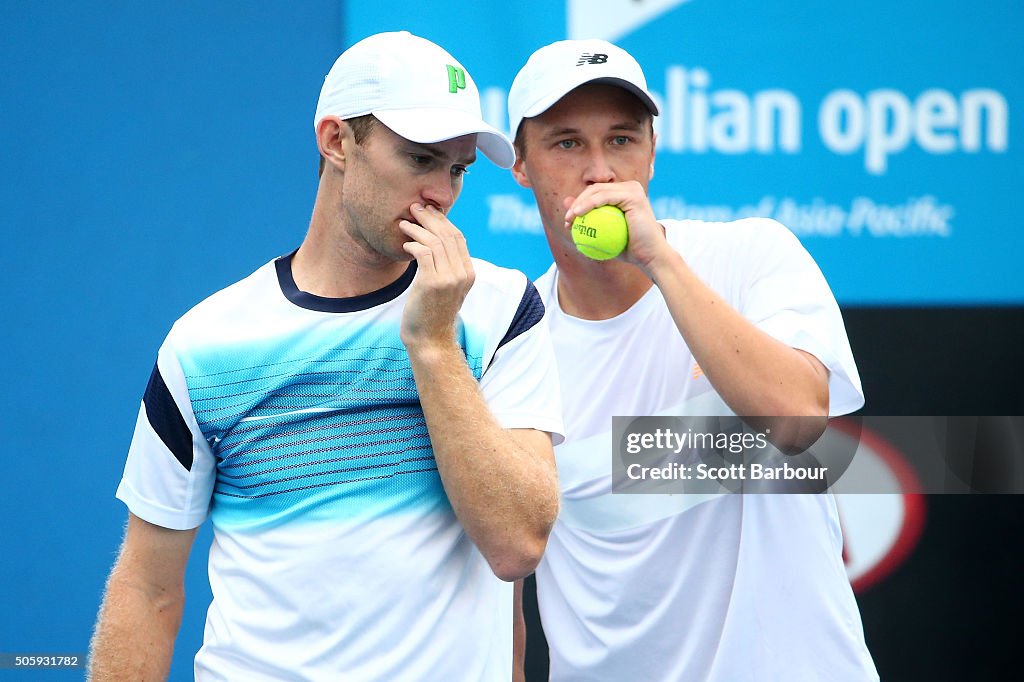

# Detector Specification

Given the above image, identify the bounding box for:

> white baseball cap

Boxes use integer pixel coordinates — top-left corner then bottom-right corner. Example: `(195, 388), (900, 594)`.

(508, 38), (659, 140)
(314, 31), (515, 168)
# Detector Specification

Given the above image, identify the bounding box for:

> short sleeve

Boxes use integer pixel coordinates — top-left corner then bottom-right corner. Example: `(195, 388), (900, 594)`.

(733, 219), (865, 416)
(478, 281), (566, 444)
(116, 339), (217, 530)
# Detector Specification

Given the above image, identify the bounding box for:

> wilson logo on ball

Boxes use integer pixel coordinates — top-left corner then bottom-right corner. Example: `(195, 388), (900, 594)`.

(571, 206), (629, 261)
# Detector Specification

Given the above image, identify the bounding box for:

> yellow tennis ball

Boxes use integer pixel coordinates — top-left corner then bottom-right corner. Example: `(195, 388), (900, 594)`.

(571, 205), (628, 261)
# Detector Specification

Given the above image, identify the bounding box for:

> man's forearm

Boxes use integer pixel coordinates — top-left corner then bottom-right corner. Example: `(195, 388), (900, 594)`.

(89, 573), (183, 680)
(408, 341), (559, 582)
(647, 249), (829, 446)
(88, 567), (184, 680)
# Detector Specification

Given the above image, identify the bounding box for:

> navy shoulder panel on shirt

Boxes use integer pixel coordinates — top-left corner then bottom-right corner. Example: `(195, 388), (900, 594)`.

(496, 281), (545, 352)
(143, 363), (193, 471)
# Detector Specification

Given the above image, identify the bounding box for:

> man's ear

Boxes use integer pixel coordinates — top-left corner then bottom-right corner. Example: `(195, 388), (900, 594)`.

(511, 156), (532, 188)
(316, 117), (349, 173)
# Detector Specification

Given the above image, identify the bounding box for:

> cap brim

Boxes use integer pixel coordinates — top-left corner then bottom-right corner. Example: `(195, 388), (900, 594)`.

(375, 108), (516, 169)
(523, 76), (660, 122)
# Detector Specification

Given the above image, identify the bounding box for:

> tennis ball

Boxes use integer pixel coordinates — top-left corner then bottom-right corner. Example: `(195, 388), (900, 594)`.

(571, 205), (628, 261)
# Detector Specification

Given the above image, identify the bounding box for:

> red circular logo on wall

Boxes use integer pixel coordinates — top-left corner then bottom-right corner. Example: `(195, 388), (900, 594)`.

(826, 418), (926, 593)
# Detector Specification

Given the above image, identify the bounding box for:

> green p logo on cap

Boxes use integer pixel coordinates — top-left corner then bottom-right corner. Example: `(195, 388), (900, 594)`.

(447, 65), (466, 93)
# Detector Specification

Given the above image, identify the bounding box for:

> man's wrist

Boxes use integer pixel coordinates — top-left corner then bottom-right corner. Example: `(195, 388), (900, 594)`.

(643, 245), (688, 286)
(404, 336), (463, 367)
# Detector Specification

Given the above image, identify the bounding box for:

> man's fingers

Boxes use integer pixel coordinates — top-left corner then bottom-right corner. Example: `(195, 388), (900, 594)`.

(413, 204), (469, 256)
(399, 219), (450, 272)
(404, 204), (472, 276)
(401, 238), (436, 270)
(398, 217), (474, 288)
(563, 181), (647, 225)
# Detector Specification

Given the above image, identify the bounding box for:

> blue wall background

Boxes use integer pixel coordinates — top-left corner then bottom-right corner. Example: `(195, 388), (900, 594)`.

(0, 2), (1019, 680)
(1, 2), (342, 679)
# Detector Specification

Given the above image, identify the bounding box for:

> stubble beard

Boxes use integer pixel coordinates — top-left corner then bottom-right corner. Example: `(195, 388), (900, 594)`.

(343, 204), (413, 267)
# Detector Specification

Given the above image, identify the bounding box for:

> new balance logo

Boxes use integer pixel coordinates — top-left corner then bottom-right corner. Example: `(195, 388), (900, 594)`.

(447, 65), (466, 93)
(576, 53), (609, 66)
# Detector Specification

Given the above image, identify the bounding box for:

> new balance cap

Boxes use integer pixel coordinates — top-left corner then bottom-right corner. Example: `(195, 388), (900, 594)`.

(315, 31), (515, 168)
(508, 39), (659, 140)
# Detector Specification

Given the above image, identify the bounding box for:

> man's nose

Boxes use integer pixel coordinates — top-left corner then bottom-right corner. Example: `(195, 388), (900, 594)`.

(582, 149), (615, 185)
(420, 173), (456, 212)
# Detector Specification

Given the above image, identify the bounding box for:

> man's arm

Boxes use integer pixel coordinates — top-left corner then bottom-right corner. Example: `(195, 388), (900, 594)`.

(88, 513), (198, 681)
(399, 202), (559, 582)
(646, 248), (829, 449)
(566, 182), (829, 448)
(513, 579), (527, 682)
(410, 352), (558, 581)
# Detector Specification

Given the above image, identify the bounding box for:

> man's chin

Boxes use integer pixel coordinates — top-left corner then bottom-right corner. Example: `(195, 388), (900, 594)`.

(361, 240), (414, 267)
(379, 247), (416, 268)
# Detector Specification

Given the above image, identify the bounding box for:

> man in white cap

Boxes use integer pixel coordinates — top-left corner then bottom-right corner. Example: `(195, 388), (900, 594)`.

(89, 31), (562, 681)
(508, 40), (878, 680)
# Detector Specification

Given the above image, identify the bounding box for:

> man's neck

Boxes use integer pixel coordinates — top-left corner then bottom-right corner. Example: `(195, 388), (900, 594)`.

(554, 253), (654, 321)
(291, 201), (409, 299)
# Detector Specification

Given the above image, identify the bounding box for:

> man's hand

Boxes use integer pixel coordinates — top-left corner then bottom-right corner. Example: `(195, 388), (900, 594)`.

(398, 202), (475, 350)
(563, 182), (830, 436)
(562, 180), (670, 273)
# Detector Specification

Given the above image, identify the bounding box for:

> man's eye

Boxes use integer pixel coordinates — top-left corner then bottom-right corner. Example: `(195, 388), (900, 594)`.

(612, 136), (631, 145)
(410, 155), (431, 165)
(557, 140), (577, 150)
(451, 166), (469, 178)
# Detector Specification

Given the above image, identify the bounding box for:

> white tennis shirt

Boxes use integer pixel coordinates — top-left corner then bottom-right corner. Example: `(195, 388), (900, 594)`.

(535, 218), (878, 681)
(118, 254), (564, 681)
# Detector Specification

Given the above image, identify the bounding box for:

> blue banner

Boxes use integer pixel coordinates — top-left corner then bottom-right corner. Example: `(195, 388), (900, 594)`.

(345, 1), (1021, 304)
